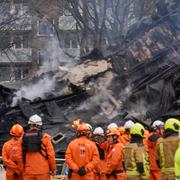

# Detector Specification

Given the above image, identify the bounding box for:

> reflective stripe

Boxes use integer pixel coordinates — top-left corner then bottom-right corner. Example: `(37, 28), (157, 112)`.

(159, 142), (174, 172)
(126, 171), (140, 176)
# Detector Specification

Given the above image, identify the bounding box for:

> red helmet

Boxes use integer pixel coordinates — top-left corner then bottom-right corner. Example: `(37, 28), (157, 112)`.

(76, 124), (91, 132)
(10, 124), (24, 137)
(76, 123), (91, 137)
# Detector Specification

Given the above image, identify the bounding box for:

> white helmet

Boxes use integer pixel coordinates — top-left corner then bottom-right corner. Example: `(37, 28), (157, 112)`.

(86, 123), (93, 131)
(93, 127), (104, 136)
(107, 123), (118, 129)
(124, 120), (134, 129)
(152, 120), (164, 128)
(28, 114), (42, 126)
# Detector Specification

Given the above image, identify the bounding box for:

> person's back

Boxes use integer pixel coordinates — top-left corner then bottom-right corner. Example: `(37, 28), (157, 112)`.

(148, 120), (164, 180)
(156, 118), (180, 180)
(123, 123), (149, 180)
(2, 124), (24, 180)
(23, 131), (56, 174)
(23, 114), (56, 180)
(65, 123), (99, 180)
(156, 136), (180, 179)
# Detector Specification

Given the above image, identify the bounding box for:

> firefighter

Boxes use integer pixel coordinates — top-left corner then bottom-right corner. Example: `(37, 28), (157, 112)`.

(22, 114), (56, 180)
(148, 120), (164, 180)
(123, 123), (149, 180)
(156, 118), (180, 180)
(2, 124), (24, 180)
(101, 128), (125, 180)
(122, 120), (135, 144)
(93, 127), (108, 180)
(65, 123), (99, 180)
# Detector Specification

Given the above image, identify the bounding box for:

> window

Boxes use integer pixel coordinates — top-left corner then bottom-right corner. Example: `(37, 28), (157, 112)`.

(14, 35), (30, 49)
(37, 18), (54, 36)
(64, 36), (78, 48)
(38, 50), (51, 66)
(0, 34), (11, 50)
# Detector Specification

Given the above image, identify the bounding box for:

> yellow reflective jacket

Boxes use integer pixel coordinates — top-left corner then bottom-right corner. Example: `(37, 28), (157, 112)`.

(156, 136), (180, 173)
(123, 142), (149, 179)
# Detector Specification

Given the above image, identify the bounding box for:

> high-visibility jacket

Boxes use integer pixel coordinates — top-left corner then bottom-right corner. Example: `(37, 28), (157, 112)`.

(102, 142), (125, 180)
(2, 137), (23, 179)
(175, 143), (180, 180)
(24, 132), (56, 175)
(65, 136), (99, 180)
(156, 136), (180, 174)
(123, 142), (149, 179)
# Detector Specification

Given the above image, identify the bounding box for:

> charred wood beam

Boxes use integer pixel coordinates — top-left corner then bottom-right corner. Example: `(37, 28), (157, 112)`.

(0, 91), (89, 120)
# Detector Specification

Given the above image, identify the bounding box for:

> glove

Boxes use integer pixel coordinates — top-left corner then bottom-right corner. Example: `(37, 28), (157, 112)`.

(50, 170), (56, 176)
(111, 170), (117, 178)
(68, 169), (73, 178)
(13, 172), (19, 177)
(77, 167), (86, 176)
(137, 162), (144, 173)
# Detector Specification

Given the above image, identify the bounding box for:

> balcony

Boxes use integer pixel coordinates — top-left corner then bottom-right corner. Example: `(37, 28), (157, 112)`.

(0, 48), (32, 63)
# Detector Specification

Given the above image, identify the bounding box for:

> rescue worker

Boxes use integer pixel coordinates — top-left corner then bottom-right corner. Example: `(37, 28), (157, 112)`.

(65, 123), (99, 180)
(23, 114), (56, 180)
(2, 124), (24, 180)
(101, 128), (125, 180)
(122, 120), (135, 144)
(156, 118), (180, 180)
(123, 123), (149, 180)
(148, 120), (164, 180)
(93, 127), (108, 180)
(86, 123), (93, 140)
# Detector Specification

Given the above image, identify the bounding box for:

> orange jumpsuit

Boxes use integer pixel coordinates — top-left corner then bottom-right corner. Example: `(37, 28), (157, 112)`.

(102, 142), (125, 180)
(2, 138), (23, 180)
(23, 133), (56, 180)
(147, 133), (161, 180)
(65, 136), (99, 180)
(143, 130), (150, 151)
(119, 132), (131, 145)
(94, 141), (109, 180)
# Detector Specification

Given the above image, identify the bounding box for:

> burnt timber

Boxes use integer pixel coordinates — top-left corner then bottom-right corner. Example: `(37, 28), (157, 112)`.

(0, 1), (180, 156)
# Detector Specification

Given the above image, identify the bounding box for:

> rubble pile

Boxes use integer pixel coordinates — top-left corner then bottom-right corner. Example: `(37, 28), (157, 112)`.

(0, 1), (179, 156)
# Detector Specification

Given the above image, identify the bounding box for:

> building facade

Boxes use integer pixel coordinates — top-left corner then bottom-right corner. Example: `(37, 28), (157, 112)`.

(0, 0), (80, 81)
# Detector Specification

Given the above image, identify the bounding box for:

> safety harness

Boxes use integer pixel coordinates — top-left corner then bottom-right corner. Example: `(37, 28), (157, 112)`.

(22, 130), (48, 163)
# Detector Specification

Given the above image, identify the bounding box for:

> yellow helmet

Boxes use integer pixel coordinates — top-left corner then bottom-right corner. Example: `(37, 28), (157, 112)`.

(164, 118), (180, 132)
(130, 123), (145, 137)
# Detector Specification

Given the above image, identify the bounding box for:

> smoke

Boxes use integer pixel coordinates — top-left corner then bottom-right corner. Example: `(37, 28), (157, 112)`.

(12, 74), (56, 106)
(12, 37), (78, 106)
(127, 99), (149, 120)
(37, 37), (76, 76)
(75, 81), (151, 121)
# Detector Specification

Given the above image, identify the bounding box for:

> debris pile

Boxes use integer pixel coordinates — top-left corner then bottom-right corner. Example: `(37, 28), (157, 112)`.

(0, 1), (179, 156)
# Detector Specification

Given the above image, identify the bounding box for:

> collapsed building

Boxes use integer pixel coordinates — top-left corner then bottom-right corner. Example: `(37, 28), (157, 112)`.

(0, 1), (179, 157)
